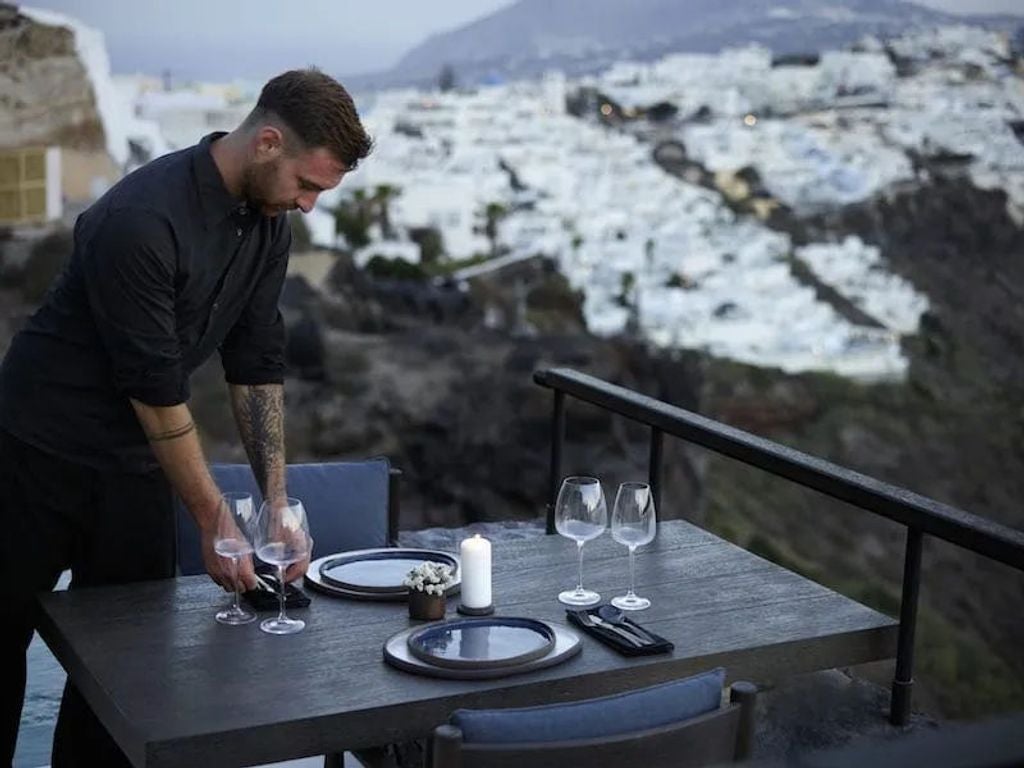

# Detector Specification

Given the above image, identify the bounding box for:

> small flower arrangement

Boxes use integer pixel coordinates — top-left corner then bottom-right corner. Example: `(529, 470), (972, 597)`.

(403, 561), (454, 596)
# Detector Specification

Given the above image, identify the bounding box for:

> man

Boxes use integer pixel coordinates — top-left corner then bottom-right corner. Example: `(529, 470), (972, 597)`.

(0, 68), (372, 767)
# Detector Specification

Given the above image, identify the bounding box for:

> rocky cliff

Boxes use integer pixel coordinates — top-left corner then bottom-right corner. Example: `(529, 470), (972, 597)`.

(0, 4), (106, 153)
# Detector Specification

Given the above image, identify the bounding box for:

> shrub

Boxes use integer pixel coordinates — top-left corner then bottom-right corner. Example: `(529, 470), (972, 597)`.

(23, 227), (72, 302)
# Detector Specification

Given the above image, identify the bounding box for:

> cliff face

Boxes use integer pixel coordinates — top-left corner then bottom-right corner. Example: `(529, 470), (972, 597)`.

(699, 177), (1024, 718)
(0, 5), (105, 153)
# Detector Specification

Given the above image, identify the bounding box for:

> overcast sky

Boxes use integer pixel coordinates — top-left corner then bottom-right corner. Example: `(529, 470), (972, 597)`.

(23, 0), (1024, 82)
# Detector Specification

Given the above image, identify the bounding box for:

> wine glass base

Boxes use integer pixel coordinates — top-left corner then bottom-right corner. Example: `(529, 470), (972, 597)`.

(611, 594), (651, 611)
(260, 617), (305, 635)
(558, 588), (601, 606)
(216, 607), (256, 625)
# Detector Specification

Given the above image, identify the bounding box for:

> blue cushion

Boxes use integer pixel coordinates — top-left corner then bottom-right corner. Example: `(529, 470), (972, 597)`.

(176, 459), (391, 576)
(451, 667), (725, 744)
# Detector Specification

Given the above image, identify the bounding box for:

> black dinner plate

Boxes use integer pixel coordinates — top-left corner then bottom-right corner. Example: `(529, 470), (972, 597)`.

(319, 549), (459, 594)
(406, 617), (556, 670)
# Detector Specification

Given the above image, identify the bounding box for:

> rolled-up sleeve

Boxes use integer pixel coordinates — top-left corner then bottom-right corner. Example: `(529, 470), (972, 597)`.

(81, 208), (189, 406)
(220, 220), (290, 386)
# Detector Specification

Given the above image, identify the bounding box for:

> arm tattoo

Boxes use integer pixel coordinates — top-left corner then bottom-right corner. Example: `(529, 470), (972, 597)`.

(147, 421), (196, 442)
(233, 385), (285, 498)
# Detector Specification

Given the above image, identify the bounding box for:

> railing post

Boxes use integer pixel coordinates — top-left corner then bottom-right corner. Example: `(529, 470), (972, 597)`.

(546, 390), (565, 534)
(891, 525), (924, 726)
(649, 427), (663, 516)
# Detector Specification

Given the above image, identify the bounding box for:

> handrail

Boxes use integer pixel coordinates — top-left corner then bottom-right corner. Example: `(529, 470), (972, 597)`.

(533, 366), (1024, 726)
(534, 367), (1024, 570)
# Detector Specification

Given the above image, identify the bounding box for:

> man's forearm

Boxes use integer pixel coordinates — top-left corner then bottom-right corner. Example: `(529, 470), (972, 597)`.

(130, 399), (221, 533)
(229, 383), (286, 501)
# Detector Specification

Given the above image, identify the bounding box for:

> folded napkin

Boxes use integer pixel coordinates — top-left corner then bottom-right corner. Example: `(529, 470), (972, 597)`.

(242, 571), (311, 611)
(566, 608), (673, 656)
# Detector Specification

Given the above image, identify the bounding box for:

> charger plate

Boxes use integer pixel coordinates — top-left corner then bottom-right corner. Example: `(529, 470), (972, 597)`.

(305, 549), (461, 601)
(407, 616), (555, 670)
(384, 618), (581, 680)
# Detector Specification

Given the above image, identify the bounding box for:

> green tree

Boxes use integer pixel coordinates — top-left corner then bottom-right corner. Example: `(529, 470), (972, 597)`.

(483, 202), (507, 259)
(372, 184), (400, 240)
(333, 190), (372, 249)
(409, 226), (445, 265)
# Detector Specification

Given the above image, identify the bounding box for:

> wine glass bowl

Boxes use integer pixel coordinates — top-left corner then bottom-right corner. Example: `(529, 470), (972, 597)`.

(610, 482), (657, 611)
(214, 492), (257, 626)
(254, 497), (311, 635)
(554, 476), (607, 606)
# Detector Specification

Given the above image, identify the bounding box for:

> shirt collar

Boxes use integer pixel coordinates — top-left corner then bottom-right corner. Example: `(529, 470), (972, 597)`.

(193, 132), (244, 229)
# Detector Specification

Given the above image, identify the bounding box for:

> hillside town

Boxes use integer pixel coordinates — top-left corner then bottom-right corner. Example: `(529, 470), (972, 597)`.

(7, 10), (1022, 382)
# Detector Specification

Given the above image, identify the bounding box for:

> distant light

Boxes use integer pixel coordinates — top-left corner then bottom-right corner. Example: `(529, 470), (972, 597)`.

(743, 114), (758, 127)
(600, 104), (613, 116)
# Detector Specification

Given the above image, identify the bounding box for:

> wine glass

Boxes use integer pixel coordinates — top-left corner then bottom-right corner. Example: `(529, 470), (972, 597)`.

(554, 476), (607, 606)
(254, 497), (312, 635)
(610, 482), (657, 611)
(214, 492), (258, 625)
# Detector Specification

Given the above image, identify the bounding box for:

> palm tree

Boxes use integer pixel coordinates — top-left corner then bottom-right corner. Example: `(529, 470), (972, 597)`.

(372, 184), (400, 240)
(483, 202), (507, 259)
(334, 189), (372, 249)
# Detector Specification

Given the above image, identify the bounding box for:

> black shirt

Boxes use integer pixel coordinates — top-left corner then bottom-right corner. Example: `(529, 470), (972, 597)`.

(0, 133), (290, 473)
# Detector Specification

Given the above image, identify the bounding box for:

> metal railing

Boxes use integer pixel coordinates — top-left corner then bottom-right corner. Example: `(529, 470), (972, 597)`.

(534, 367), (1024, 726)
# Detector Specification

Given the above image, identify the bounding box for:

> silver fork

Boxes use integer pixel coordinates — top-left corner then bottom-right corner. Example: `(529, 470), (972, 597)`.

(577, 612), (644, 646)
(254, 574), (276, 592)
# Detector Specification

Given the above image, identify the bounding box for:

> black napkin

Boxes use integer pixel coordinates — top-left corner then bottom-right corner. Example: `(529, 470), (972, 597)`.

(566, 608), (673, 656)
(242, 570), (311, 611)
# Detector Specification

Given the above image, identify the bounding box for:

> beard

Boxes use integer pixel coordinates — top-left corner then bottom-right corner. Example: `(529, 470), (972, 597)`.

(241, 159), (284, 215)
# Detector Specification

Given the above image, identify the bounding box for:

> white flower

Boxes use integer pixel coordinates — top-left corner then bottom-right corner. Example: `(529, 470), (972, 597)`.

(403, 560), (455, 592)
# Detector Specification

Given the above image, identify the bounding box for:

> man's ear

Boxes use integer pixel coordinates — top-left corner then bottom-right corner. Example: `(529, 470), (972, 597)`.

(252, 125), (285, 161)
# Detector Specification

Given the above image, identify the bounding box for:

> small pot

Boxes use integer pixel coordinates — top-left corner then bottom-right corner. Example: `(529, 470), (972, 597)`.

(408, 589), (446, 621)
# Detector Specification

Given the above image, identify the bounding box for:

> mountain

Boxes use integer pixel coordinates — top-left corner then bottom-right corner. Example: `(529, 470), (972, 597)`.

(348, 0), (1021, 89)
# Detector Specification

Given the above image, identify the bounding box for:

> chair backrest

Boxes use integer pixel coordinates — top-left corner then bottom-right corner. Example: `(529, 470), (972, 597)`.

(432, 670), (756, 768)
(176, 459), (397, 576)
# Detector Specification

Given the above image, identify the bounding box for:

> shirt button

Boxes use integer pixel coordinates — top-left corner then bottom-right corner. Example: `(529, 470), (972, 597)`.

(212, 302), (220, 312)
(236, 227), (242, 237)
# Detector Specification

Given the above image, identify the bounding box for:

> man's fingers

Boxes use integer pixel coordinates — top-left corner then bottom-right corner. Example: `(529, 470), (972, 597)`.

(283, 559), (308, 583)
(236, 555), (258, 591)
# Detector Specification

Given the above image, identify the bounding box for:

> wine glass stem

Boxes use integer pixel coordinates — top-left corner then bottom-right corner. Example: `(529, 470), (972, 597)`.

(276, 564), (287, 622)
(627, 544), (637, 598)
(231, 556), (241, 612)
(576, 540), (585, 593)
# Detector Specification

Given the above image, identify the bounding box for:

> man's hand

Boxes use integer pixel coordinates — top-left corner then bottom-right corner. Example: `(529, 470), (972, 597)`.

(282, 550), (312, 584)
(200, 525), (258, 592)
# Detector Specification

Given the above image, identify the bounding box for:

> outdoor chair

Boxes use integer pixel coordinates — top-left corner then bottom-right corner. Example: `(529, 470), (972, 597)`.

(175, 458), (399, 576)
(431, 668), (756, 768)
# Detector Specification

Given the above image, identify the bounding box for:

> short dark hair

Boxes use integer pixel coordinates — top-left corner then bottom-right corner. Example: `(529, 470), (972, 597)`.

(252, 68), (372, 170)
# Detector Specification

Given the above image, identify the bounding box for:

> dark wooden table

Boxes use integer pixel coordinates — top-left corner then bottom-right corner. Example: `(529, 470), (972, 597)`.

(35, 520), (898, 767)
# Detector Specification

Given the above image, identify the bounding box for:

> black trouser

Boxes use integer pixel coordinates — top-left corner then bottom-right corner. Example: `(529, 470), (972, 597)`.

(0, 429), (175, 768)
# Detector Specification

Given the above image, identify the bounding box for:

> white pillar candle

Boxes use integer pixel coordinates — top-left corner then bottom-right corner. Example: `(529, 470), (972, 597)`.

(459, 534), (492, 608)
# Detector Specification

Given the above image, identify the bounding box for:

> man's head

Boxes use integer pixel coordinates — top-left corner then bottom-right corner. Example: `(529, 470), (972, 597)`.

(239, 68), (372, 216)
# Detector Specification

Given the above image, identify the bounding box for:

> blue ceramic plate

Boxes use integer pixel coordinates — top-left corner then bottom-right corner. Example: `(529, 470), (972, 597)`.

(406, 617), (555, 670)
(319, 549), (459, 594)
